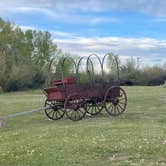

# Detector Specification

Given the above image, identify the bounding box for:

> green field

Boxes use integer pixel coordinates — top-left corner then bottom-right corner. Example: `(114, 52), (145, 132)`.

(0, 86), (166, 166)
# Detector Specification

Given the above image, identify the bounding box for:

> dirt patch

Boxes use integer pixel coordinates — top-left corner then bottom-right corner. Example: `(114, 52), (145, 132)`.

(108, 153), (132, 161)
(0, 119), (6, 128)
(159, 97), (166, 103)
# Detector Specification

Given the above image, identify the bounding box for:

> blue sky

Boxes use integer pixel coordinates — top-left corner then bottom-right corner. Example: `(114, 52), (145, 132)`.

(0, 0), (166, 65)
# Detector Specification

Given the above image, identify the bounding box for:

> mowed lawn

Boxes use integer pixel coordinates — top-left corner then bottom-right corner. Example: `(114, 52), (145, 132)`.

(0, 86), (166, 166)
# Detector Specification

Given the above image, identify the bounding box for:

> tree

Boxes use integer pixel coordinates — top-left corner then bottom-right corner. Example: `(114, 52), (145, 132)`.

(0, 17), (57, 91)
(31, 30), (57, 66)
(106, 52), (120, 82)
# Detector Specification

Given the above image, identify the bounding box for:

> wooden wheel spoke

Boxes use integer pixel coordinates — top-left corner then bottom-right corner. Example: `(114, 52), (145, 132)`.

(70, 110), (74, 118)
(55, 111), (58, 118)
(120, 91), (124, 97)
(74, 111), (77, 120)
(116, 105), (121, 113)
(87, 105), (91, 111)
(92, 107), (95, 113)
(76, 110), (81, 119)
(96, 104), (102, 111)
(91, 107), (94, 113)
(90, 107), (94, 113)
(55, 111), (60, 117)
(112, 106), (116, 115)
(96, 104), (99, 111)
(110, 105), (115, 113)
(107, 103), (113, 110)
(114, 106), (118, 115)
(94, 106), (97, 113)
(119, 101), (126, 105)
(56, 111), (62, 117)
(46, 110), (54, 119)
(78, 108), (84, 115)
(117, 103), (124, 111)
(118, 98), (125, 101)
(48, 110), (53, 116)
(96, 105), (100, 112)
(52, 111), (55, 118)
(67, 108), (72, 113)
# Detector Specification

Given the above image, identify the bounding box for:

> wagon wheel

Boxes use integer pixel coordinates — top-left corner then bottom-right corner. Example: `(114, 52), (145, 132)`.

(44, 99), (65, 120)
(104, 86), (127, 116)
(65, 94), (87, 121)
(86, 98), (103, 115)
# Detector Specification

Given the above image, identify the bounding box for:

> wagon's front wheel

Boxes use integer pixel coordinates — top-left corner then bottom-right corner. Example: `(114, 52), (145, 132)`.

(65, 94), (87, 121)
(44, 100), (65, 120)
(104, 87), (127, 116)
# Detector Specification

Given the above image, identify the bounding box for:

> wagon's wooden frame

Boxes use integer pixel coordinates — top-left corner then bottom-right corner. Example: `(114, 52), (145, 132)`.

(44, 53), (127, 121)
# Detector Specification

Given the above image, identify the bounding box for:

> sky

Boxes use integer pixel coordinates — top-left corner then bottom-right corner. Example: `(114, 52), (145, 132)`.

(0, 0), (166, 66)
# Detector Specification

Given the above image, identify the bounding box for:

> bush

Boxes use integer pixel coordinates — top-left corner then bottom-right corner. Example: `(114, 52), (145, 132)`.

(0, 86), (3, 94)
(162, 81), (166, 88)
(120, 62), (166, 86)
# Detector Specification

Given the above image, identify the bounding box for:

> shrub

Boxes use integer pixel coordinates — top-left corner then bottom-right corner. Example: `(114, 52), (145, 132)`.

(0, 86), (3, 94)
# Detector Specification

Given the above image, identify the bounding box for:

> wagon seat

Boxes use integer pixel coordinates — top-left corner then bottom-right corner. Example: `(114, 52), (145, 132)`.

(53, 77), (76, 86)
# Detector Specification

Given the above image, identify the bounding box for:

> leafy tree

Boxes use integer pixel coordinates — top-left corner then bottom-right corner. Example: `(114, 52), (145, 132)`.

(0, 17), (57, 91)
(106, 52), (120, 83)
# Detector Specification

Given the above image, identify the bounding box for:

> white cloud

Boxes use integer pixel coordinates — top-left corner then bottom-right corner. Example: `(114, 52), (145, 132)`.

(152, 18), (166, 22)
(51, 31), (77, 38)
(1, 0), (166, 17)
(20, 25), (36, 31)
(1, 0), (166, 26)
(52, 33), (166, 65)
(0, 6), (119, 25)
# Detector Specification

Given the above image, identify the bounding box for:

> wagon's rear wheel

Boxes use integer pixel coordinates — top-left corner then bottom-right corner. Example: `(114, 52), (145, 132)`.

(104, 86), (127, 116)
(44, 100), (65, 120)
(86, 98), (103, 115)
(65, 94), (87, 121)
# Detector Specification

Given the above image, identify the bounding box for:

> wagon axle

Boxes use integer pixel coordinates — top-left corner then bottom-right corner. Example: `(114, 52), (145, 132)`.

(111, 98), (119, 105)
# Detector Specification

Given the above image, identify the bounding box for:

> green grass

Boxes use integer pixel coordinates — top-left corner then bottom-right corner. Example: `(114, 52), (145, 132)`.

(0, 86), (166, 166)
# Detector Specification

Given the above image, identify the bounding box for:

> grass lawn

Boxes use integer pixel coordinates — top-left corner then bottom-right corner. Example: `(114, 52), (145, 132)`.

(0, 86), (166, 166)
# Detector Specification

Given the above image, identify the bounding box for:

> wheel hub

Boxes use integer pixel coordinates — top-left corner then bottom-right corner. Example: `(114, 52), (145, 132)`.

(51, 105), (58, 111)
(112, 98), (119, 105)
(72, 104), (80, 111)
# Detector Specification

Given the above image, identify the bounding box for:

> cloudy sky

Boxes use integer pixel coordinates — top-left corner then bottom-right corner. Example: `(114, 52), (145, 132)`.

(0, 0), (166, 65)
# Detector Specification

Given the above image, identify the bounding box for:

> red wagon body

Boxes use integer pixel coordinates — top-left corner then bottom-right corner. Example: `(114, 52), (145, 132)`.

(44, 77), (120, 102)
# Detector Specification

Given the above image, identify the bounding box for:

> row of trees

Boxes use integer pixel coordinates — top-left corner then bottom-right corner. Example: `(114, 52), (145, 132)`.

(89, 54), (166, 86)
(0, 17), (56, 92)
(118, 57), (166, 86)
(0, 17), (166, 92)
